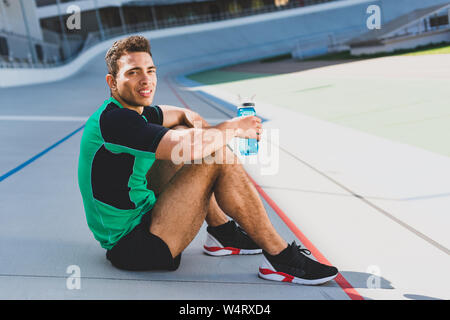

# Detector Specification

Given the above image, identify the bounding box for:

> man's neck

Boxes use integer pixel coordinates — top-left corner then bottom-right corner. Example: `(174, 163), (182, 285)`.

(112, 93), (144, 115)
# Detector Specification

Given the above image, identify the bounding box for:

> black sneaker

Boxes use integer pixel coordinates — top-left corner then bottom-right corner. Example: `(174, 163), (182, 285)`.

(203, 220), (262, 256)
(258, 241), (338, 285)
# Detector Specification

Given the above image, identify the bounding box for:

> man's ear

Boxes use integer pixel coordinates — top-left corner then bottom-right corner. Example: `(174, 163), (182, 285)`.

(105, 74), (116, 91)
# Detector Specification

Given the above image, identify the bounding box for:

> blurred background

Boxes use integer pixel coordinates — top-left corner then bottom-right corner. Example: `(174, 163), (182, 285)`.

(0, 0), (448, 68)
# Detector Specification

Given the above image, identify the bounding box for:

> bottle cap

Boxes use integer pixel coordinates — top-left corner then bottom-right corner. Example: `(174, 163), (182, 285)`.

(241, 102), (255, 107)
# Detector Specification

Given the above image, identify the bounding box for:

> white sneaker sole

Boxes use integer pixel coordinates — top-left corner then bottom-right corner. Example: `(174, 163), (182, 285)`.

(203, 233), (262, 256)
(258, 256), (338, 285)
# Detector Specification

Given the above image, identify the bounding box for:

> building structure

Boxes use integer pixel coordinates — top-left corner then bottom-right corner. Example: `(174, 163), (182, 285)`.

(349, 2), (450, 56)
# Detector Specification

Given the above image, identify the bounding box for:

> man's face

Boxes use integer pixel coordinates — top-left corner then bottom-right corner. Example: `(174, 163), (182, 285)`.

(112, 51), (157, 107)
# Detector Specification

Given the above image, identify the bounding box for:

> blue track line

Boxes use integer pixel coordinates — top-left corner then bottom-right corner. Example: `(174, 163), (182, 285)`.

(0, 124), (85, 183)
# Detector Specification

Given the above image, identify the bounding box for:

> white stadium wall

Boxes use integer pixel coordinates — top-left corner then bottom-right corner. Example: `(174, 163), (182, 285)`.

(1, 0), (449, 88)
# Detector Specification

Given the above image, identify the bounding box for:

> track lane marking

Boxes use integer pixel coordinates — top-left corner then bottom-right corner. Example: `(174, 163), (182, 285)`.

(0, 125), (85, 182)
(167, 73), (364, 300)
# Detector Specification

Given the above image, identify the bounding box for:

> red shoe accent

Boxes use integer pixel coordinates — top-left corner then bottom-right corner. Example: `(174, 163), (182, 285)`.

(259, 268), (294, 282)
(204, 245), (241, 255)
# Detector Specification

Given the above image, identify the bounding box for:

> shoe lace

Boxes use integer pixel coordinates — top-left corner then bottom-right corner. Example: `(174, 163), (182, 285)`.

(288, 242), (312, 269)
(295, 244), (311, 256)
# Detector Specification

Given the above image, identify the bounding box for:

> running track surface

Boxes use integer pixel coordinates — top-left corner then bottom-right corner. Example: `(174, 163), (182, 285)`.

(1, 51), (449, 300)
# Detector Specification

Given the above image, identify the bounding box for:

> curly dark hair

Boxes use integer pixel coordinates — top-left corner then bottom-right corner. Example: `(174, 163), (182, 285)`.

(105, 35), (152, 78)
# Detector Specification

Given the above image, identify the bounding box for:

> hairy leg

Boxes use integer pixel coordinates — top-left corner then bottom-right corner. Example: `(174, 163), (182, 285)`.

(146, 159), (228, 227)
(148, 157), (221, 258)
(148, 145), (287, 258)
(146, 124), (228, 227)
(210, 146), (287, 255)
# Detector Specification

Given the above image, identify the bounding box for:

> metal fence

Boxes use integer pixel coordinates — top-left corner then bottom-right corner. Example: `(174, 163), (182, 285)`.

(0, 0), (341, 69)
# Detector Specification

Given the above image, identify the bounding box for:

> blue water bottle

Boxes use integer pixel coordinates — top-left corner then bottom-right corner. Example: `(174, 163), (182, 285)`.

(237, 102), (259, 156)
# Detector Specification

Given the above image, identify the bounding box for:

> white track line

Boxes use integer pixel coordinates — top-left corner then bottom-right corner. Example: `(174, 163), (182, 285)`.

(0, 116), (88, 122)
(0, 115), (226, 124)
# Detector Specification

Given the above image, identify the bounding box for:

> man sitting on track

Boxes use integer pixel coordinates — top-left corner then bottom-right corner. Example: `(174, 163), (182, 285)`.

(77, 35), (338, 285)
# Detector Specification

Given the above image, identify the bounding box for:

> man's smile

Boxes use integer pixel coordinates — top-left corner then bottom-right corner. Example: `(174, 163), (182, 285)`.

(137, 88), (153, 97)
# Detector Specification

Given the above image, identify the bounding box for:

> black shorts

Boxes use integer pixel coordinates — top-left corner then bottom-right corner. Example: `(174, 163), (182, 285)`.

(106, 210), (181, 271)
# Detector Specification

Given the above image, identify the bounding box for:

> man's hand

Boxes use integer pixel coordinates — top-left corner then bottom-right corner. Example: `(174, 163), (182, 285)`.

(230, 115), (262, 140)
(155, 115), (262, 161)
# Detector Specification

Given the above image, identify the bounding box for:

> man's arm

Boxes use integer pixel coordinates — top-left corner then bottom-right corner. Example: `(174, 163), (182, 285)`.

(155, 115), (262, 162)
(159, 105), (209, 129)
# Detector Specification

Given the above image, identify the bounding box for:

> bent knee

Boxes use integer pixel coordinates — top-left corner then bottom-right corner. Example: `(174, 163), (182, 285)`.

(171, 124), (190, 130)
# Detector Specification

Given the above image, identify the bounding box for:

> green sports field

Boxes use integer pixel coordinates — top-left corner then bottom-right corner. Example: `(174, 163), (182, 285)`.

(188, 52), (450, 157)
(402, 44), (450, 56)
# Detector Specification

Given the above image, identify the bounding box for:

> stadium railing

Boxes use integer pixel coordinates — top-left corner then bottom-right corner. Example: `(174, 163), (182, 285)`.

(0, 0), (341, 69)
